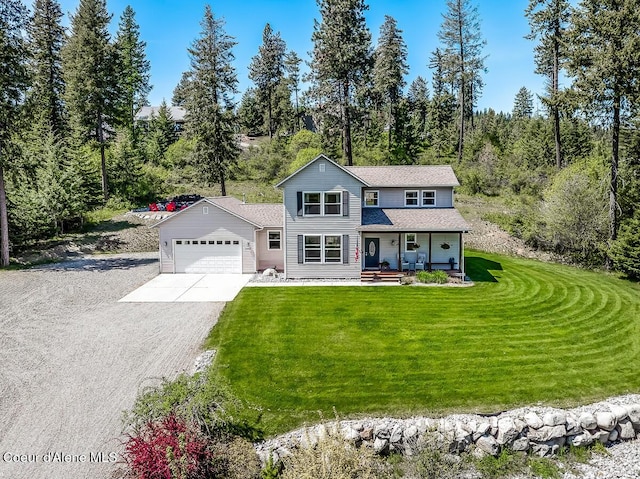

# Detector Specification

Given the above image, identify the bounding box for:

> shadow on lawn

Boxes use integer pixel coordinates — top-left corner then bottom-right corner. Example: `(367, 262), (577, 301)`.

(466, 256), (502, 282)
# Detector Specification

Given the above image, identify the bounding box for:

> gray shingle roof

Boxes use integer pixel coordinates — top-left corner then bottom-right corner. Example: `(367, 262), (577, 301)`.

(135, 106), (186, 122)
(209, 197), (282, 227)
(346, 165), (459, 187)
(358, 208), (470, 232)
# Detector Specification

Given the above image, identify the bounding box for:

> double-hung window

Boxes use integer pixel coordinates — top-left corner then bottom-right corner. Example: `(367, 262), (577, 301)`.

(303, 234), (342, 263)
(405, 190), (419, 206)
(267, 231), (281, 250)
(405, 233), (419, 251)
(364, 190), (379, 207)
(324, 192), (341, 215)
(422, 190), (436, 206)
(303, 192), (321, 215)
(303, 191), (342, 216)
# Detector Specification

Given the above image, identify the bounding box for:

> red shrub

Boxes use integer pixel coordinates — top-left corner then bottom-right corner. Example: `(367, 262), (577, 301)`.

(124, 414), (216, 479)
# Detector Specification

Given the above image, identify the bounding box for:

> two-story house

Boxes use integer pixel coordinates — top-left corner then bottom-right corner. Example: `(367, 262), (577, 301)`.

(153, 154), (470, 279)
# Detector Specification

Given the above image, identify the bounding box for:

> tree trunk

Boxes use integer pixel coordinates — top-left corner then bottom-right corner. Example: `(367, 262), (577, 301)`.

(267, 91), (273, 139)
(342, 81), (353, 166)
(610, 96), (620, 243)
(220, 168), (226, 196)
(552, 21), (563, 169)
(457, 8), (465, 164)
(0, 164), (10, 267)
(294, 87), (300, 132)
(97, 111), (108, 200)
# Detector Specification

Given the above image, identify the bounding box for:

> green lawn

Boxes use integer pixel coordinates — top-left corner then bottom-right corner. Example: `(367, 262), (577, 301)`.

(205, 251), (640, 436)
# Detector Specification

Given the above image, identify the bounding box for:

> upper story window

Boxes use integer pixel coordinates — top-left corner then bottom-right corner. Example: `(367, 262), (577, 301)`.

(324, 192), (341, 215)
(303, 191), (342, 216)
(405, 190), (419, 207)
(422, 190), (436, 207)
(364, 190), (379, 207)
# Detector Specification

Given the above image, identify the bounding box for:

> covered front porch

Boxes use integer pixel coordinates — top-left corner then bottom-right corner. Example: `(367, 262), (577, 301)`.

(357, 207), (470, 282)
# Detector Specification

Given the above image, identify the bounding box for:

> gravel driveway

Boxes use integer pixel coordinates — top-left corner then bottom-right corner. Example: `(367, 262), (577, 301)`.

(0, 253), (222, 479)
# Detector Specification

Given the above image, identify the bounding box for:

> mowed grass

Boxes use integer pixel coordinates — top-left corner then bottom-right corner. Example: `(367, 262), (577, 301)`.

(205, 251), (640, 435)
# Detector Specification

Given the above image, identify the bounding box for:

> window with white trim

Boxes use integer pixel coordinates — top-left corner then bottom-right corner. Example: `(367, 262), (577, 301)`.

(405, 190), (419, 206)
(324, 235), (342, 262)
(304, 234), (342, 263)
(422, 190), (436, 206)
(405, 233), (419, 251)
(267, 230), (281, 250)
(364, 190), (379, 207)
(303, 192), (321, 215)
(324, 192), (342, 215)
(303, 191), (342, 216)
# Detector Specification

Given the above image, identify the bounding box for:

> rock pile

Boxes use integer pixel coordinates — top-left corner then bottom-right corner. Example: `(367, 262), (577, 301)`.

(255, 398), (640, 464)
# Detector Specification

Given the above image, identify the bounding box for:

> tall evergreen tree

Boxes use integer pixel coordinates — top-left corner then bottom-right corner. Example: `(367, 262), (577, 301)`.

(567, 0), (640, 245)
(310, 0), (372, 166)
(407, 76), (430, 141)
(429, 48), (457, 159)
(144, 99), (177, 164)
(512, 86), (534, 119)
(526, 0), (570, 169)
(437, 0), (486, 162)
(249, 23), (286, 139)
(0, 0), (29, 267)
(62, 0), (117, 200)
(284, 50), (302, 132)
(114, 5), (151, 139)
(27, 0), (66, 138)
(373, 15), (408, 155)
(184, 5), (238, 196)
(172, 71), (191, 106)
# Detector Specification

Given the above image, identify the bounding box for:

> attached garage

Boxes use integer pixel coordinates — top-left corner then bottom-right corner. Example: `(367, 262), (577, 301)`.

(153, 197), (284, 274)
(173, 239), (242, 274)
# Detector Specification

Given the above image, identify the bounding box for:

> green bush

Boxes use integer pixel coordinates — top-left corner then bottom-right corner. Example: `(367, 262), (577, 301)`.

(416, 270), (449, 284)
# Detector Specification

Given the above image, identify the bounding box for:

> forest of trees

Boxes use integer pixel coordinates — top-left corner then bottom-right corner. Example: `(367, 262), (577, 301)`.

(1, 0), (640, 278)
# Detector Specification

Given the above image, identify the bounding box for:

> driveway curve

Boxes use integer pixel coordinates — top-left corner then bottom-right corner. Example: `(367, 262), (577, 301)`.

(0, 253), (222, 479)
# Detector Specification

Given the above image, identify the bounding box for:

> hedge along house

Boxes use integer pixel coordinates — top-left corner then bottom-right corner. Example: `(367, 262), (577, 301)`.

(152, 196), (283, 274)
(153, 154), (470, 279)
(275, 155), (470, 280)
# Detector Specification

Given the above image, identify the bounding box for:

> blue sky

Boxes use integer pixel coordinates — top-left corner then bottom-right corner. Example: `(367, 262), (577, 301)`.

(57, 0), (548, 114)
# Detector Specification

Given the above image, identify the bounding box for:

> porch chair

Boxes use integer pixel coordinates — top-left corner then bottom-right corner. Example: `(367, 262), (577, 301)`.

(400, 254), (410, 272)
(415, 254), (426, 271)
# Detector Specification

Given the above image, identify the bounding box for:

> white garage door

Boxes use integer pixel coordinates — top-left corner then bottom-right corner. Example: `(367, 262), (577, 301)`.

(174, 239), (242, 274)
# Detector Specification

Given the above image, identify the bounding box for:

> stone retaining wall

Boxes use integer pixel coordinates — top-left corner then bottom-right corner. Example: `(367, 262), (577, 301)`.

(255, 396), (640, 463)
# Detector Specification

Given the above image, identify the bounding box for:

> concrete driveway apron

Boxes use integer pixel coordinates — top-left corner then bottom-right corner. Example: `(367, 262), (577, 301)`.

(119, 273), (252, 302)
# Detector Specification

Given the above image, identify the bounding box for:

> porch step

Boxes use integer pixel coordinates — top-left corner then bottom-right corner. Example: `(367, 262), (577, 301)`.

(360, 270), (404, 283)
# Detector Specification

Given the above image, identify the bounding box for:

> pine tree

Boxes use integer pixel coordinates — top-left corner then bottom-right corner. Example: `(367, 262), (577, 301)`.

(373, 15), (408, 156)
(437, 0), (486, 162)
(184, 5), (239, 196)
(62, 0), (118, 200)
(249, 23), (286, 139)
(172, 71), (191, 106)
(567, 0), (640, 244)
(512, 86), (534, 119)
(526, 0), (570, 169)
(429, 48), (457, 159)
(310, 0), (372, 166)
(407, 76), (430, 141)
(0, 0), (29, 266)
(144, 99), (178, 165)
(284, 50), (302, 132)
(27, 0), (66, 139)
(114, 5), (151, 140)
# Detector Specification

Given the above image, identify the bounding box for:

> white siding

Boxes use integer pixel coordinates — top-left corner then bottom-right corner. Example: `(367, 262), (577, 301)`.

(158, 203), (257, 274)
(282, 160), (363, 279)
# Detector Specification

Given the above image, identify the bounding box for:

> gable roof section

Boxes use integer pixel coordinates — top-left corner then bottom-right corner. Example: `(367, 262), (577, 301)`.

(151, 197), (282, 229)
(345, 165), (459, 187)
(275, 154), (369, 188)
(359, 208), (470, 232)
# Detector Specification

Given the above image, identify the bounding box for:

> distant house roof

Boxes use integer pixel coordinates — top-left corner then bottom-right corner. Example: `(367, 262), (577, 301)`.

(345, 165), (460, 188)
(358, 208), (470, 232)
(135, 106), (186, 122)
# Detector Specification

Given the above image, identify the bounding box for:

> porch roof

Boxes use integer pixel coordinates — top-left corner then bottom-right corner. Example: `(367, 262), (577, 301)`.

(358, 208), (471, 232)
